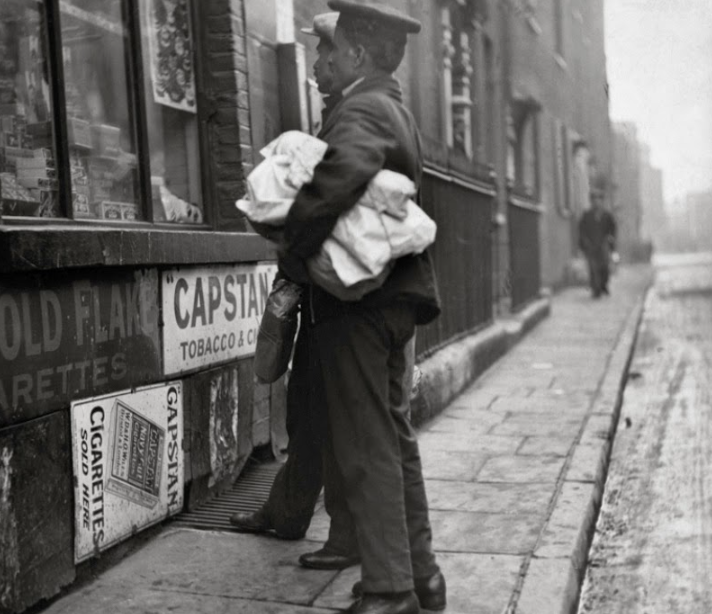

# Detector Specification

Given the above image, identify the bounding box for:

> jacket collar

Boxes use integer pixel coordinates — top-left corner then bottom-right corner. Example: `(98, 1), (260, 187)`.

(321, 74), (403, 135)
(345, 73), (403, 102)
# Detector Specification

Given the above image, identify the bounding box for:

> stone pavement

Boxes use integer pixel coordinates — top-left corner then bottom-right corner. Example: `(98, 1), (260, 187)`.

(39, 265), (651, 614)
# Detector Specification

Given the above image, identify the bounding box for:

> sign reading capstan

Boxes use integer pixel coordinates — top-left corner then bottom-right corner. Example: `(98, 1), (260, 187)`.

(71, 382), (183, 563)
(161, 263), (278, 375)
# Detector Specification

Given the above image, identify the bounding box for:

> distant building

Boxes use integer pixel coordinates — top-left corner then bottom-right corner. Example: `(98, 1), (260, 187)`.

(683, 191), (712, 251)
(639, 144), (666, 252)
(613, 122), (646, 261)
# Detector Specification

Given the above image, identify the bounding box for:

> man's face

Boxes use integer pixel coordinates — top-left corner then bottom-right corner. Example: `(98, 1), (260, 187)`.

(591, 194), (604, 210)
(314, 39), (335, 94)
(329, 27), (359, 92)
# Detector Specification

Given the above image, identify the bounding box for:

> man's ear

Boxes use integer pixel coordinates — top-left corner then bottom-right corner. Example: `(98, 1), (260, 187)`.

(352, 43), (367, 68)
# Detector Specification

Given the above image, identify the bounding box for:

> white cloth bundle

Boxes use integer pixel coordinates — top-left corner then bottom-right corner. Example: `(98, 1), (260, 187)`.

(236, 132), (329, 225)
(236, 131), (437, 294)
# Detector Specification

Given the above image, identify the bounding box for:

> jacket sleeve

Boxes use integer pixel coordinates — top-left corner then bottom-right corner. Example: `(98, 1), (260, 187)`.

(281, 96), (395, 261)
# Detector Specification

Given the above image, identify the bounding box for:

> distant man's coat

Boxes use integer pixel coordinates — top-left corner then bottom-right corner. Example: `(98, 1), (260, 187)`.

(578, 207), (617, 295)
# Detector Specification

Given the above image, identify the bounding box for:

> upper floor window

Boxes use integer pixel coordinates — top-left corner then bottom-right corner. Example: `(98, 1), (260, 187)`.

(508, 96), (541, 199)
(553, 119), (572, 216)
(0, 0), (203, 224)
(439, 0), (489, 162)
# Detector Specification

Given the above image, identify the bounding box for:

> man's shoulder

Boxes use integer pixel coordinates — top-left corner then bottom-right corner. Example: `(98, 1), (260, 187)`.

(338, 88), (397, 116)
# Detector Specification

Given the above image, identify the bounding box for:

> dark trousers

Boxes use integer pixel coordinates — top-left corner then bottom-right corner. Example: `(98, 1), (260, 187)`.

(263, 318), (356, 552)
(585, 250), (610, 295)
(315, 303), (438, 593)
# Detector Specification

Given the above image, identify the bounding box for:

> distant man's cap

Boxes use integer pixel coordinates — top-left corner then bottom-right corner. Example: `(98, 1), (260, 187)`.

(300, 12), (339, 43)
(327, 0), (422, 34)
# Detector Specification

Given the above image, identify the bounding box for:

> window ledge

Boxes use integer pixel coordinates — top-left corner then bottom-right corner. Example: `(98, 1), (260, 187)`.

(0, 226), (276, 273)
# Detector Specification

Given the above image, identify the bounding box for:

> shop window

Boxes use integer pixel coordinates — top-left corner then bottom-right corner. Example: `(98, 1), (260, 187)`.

(138, 0), (202, 223)
(60, 1), (142, 220)
(0, 1), (60, 217)
(0, 0), (203, 224)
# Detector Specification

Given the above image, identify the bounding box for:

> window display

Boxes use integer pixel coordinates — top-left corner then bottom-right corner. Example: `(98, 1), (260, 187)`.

(0, 0), (204, 225)
(141, 0), (203, 224)
(60, 0), (141, 220)
(0, 0), (60, 217)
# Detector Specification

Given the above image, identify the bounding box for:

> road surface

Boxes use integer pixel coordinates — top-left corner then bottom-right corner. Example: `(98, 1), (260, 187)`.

(578, 252), (712, 613)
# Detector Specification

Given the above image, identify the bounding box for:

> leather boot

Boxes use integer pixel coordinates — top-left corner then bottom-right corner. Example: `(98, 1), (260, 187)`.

(348, 591), (419, 614)
(229, 508), (305, 540)
(229, 509), (272, 534)
(353, 571), (446, 611)
(299, 546), (361, 570)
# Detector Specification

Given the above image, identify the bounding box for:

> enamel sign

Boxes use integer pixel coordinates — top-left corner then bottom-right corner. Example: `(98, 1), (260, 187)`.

(71, 382), (183, 563)
(161, 263), (278, 375)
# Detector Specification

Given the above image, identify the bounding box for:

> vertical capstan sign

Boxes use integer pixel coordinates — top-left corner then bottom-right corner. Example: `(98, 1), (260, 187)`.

(71, 382), (184, 563)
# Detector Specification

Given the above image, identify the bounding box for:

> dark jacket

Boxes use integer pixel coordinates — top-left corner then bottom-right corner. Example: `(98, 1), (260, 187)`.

(279, 74), (441, 325)
(578, 207), (617, 261)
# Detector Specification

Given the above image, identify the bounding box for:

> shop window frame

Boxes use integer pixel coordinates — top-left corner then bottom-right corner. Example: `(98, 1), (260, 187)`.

(0, 0), (271, 273)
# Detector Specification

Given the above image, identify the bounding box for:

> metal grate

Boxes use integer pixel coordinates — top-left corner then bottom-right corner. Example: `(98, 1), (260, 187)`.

(172, 459), (281, 531)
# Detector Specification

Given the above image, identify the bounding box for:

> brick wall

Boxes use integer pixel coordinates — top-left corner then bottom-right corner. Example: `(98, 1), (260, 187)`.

(204, 0), (253, 231)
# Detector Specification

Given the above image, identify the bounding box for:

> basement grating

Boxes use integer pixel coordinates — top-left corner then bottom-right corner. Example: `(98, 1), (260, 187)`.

(172, 459), (281, 532)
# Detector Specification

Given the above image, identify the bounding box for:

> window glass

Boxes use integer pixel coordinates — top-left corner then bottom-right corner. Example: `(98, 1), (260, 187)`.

(0, 0), (60, 218)
(140, 0), (203, 224)
(60, 0), (142, 221)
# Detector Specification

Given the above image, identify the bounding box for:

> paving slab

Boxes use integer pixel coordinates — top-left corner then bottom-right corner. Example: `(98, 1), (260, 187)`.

(477, 454), (566, 483)
(429, 510), (542, 554)
(517, 436), (576, 457)
(535, 482), (599, 568)
(517, 558), (579, 614)
(489, 418), (581, 438)
(425, 553), (523, 614)
(489, 396), (591, 414)
(101, 529), (339, 605)
(419, 448), (489, 481)
(45, 586), (340, 614)
(426, 413), (505, 434)
(425, 481), (553, 514)
(566, 442), (609, 484)
(418, 431), (523, 455)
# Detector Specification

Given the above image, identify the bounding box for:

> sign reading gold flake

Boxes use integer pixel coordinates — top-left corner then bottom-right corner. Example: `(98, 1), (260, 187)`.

(70, 382), (183, 563)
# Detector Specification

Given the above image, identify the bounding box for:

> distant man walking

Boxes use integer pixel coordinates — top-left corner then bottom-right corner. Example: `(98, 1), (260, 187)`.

(579, 186), (617, 298)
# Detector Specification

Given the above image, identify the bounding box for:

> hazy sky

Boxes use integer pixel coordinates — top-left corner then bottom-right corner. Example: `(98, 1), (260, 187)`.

(605, 0), (712, 204)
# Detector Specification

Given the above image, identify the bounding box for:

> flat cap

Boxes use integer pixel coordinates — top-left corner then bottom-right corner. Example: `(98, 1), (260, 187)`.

(300, 12), (339, 42)
(327, 0), (421, 34)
